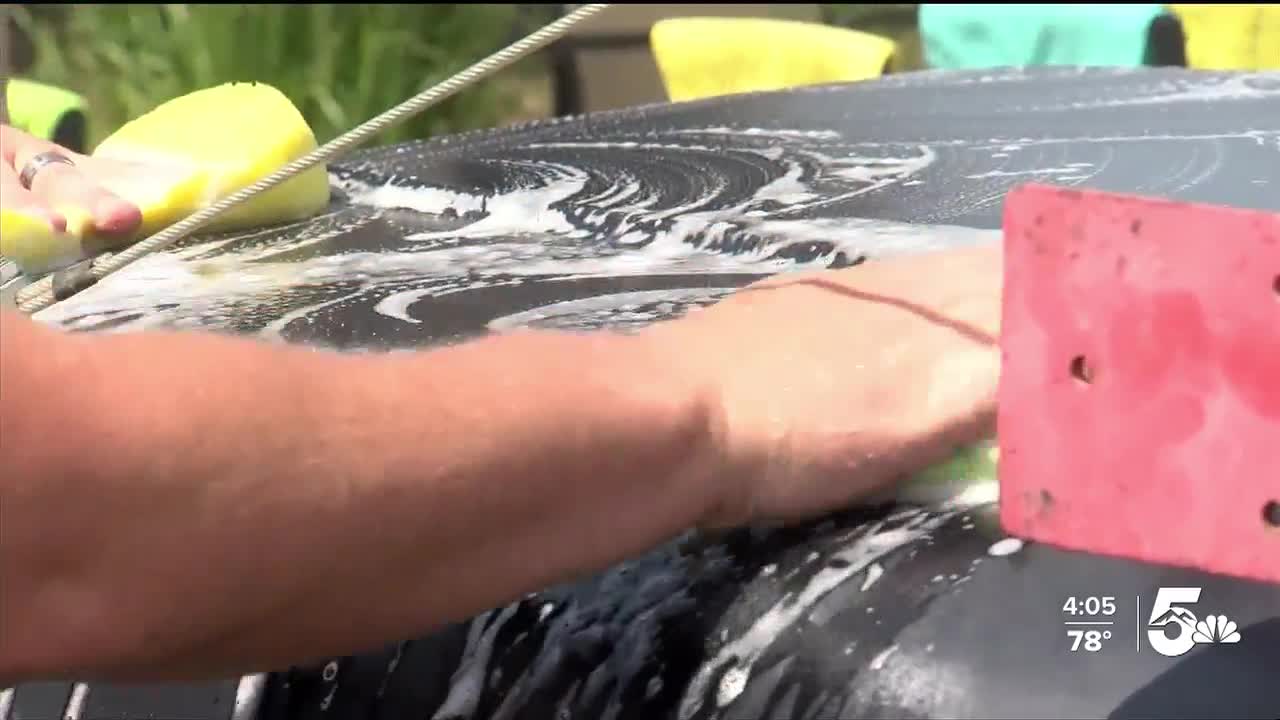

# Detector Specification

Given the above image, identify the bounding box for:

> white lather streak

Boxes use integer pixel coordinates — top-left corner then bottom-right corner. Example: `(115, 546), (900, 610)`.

(677, 510), (951, 720)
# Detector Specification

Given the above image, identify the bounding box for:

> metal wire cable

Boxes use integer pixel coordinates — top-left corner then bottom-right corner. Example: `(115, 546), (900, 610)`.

(16, 3), (609, 314)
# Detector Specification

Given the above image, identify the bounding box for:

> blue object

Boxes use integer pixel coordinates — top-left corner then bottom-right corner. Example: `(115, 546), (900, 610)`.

(920, 4), (1169, 69)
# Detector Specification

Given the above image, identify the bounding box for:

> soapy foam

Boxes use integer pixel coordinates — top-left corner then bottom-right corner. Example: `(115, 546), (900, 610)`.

(677, 510), (949, 719)
(41, 133), (997, 338)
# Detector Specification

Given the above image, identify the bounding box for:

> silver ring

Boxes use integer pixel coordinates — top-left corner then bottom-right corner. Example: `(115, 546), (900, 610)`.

(19, 151), (76, 190)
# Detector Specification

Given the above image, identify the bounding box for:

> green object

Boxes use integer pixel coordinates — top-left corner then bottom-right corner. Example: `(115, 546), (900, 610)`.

(919, 4), (1167, 69)
(6, 77), (87, 149)
(912, 440), (998, 487)
(19, 4), (529, 149)
(897, 439), (1000, 508)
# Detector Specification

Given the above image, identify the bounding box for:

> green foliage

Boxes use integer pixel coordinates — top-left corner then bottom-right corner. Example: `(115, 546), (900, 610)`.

(10, 3), (925, 151)
(14, 3), (546, 148)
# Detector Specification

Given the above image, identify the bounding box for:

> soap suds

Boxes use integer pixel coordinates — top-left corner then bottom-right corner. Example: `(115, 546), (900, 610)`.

(988, 538), (1025, 557)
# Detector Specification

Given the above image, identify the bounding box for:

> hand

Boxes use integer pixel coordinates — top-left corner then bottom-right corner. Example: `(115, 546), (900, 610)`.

(649, 243), (1003, 528)
(1, 124), (142, 236)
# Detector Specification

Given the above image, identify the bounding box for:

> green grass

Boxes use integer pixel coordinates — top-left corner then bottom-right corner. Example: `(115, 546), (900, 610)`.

(14, 3), (550, 148)
(12, 4), (922, 151)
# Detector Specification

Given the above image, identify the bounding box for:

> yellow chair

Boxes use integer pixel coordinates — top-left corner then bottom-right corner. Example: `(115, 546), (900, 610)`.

(649, 17), (897, 102)
(1168, 4), (1280, 70)
(6, 78), (89, 152)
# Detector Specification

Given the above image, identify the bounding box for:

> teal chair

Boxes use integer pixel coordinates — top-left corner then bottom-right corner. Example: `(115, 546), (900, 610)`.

(919, 4), (1179, 70)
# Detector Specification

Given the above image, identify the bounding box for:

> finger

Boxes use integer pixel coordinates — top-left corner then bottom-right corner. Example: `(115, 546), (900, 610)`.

(10, 130), (143, 237)
(2, 124), (80, 167)
(15, 155), (142, 238)
(0, 161), (67, 232)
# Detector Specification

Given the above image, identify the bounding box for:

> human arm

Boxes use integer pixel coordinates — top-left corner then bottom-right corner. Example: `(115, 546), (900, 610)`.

(0, 124), (1003, 685)
(0, 314), (732, 684)
(0, 123), (745, 684)
(0, 239), (1002, 686)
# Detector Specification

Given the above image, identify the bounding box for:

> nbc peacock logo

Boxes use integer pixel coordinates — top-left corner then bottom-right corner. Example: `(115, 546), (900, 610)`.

(1191, 615), (1243, 645)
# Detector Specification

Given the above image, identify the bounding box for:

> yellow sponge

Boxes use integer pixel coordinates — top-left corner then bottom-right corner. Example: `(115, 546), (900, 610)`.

(1, 81), (331, 276)
(1169, 4), (1280, 70)
(650, 18), (897, 103)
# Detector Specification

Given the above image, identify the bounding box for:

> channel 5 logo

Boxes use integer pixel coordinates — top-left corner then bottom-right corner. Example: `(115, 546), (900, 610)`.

(1146, 587), (1243, 658)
